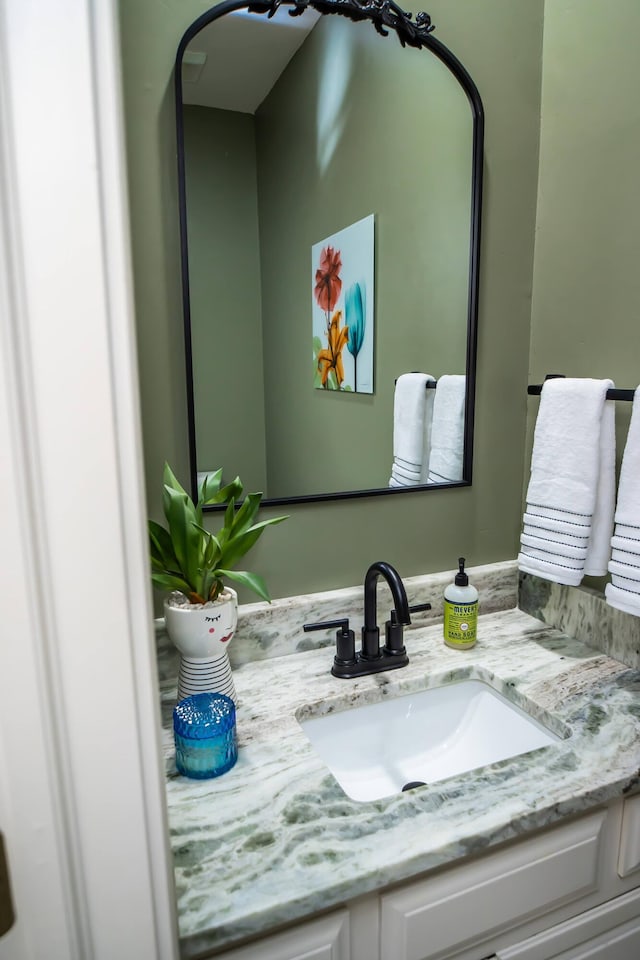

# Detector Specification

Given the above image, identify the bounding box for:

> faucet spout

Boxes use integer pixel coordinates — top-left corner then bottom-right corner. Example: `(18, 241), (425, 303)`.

(362, 561), (411, 660)
(304, 560), (425, 678)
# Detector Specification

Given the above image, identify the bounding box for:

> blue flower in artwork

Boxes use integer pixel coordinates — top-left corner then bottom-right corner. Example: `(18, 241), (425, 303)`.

(345, 281), (366, 391)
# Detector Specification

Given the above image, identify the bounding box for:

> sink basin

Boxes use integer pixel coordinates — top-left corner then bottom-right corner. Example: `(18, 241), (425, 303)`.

(298, 678), (564, 802)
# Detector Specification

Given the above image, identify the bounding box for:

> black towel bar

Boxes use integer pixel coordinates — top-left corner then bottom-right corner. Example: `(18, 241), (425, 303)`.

(394, 375), (437, 388)
(528, 375), (635, 402)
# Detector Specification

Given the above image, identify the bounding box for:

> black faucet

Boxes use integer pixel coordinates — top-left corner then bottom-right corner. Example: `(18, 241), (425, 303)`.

(362, 560), (411, 660)
(303, 561), (431, 679)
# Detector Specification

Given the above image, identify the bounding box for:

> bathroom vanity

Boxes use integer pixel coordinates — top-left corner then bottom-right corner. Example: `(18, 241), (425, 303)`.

(158, 563), (640, 959)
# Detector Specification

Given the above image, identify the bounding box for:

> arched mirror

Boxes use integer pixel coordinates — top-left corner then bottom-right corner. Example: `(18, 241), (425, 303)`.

(176, 0), (483, 507)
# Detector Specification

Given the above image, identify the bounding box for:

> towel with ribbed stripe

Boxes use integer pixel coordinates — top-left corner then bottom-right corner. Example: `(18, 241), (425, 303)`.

(426, 375), (466, 484)
(606, 386), (640, 616)
(389, 373), (434, 487)
(518, 377), (616, 586)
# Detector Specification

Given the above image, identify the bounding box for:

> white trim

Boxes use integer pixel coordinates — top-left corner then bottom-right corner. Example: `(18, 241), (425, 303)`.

(0, 18), (84, 953)
(88, 2), (179, 954)
(0, 1), (177, 957)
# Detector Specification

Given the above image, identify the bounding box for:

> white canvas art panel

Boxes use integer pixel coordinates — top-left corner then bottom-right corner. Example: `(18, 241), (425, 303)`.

(312, 214), (374, 394)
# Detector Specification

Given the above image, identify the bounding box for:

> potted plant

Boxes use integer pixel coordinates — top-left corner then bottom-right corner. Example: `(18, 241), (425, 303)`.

(149, 463), (287, 703)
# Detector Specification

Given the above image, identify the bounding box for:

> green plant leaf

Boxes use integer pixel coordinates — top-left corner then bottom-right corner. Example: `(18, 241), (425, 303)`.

(150, 571), (193, 596)
(218, 514), (287, 570)
(150, 555), (182, 574)
(197, 468), (223, 524)
(163, 485), (203, 594)
(217, 568), (271, 602)
(148, 520), (179, 569)
(197, 468), (223, 504)
(201, 476), (244, 507)
(217, 526), (263, 570)
(216, 497), (236, 547)
(150, 462), (288, 606)
(203, 531), (222, 568)
(201, 570), (224, 603)
(228, 491), (262, 538)
(162, 462), (189, 499)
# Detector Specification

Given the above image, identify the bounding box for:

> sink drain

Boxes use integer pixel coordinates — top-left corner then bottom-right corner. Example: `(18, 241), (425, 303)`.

(402, 780), (427, 792)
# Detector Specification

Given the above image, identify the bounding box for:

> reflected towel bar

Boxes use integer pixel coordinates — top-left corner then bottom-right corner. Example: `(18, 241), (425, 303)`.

(394, 375), (438, 388)
(528, 375), (635, 402)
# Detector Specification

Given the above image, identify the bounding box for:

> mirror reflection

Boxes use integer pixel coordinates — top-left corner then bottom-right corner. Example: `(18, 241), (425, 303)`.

(177, 2), (482, 505)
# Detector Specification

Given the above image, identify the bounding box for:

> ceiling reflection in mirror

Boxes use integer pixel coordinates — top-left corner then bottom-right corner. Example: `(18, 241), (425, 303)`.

(176, 1), (483, 506)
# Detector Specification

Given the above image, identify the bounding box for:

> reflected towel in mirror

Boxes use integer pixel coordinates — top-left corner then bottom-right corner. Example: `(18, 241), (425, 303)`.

(426, 375), (466, 484)
(389, 373), (434, 487)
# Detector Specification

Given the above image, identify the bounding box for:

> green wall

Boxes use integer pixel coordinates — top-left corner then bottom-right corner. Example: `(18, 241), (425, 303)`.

(529, 0), (640, 449)
(255, 14), (471, 496)
(119, 0), (544, 601)
(183, 105), (267, 489)
(527, 0), (640, 586)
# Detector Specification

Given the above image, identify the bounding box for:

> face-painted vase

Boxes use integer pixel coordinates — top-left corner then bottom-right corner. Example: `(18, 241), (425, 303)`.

(164, 588), (238, 704)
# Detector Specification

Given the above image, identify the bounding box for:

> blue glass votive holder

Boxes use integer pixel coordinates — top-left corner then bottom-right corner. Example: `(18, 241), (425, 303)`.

(173, 692), (238, 779)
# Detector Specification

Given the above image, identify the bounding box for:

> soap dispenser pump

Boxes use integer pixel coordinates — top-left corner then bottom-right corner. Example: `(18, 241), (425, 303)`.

(443, 557), (478, 650)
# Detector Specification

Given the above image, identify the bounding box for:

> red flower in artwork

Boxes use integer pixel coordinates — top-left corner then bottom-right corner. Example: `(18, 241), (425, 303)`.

(314, 246), (342, 313)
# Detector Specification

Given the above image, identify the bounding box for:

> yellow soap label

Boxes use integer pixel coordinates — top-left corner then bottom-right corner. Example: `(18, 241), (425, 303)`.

(444, 600), (477, 646)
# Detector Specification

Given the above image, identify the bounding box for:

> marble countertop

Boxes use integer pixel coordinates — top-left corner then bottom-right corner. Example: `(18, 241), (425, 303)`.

(159, 606), (640, 959)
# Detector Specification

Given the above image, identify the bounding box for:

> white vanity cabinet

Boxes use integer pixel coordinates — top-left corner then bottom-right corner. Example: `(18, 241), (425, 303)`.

(495, 887), (640, 959)
(379, 808), (608, 960)
(378, 799), (640, 960)
(617, 792), (640, 878)
(206, 798), (640, 960)
(204, 909), (352, 960)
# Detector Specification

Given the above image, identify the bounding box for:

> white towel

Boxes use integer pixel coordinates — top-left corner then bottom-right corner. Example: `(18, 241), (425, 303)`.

(426, 375), (466, 484)
(389, 373), (434, 487)
(518, 378), (616, 586)
(606, 386), (640, 616)
(392, 462), (421, 484)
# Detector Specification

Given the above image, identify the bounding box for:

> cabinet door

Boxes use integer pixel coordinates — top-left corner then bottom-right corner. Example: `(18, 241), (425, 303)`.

(618, 795), (640, 878)
(211, 910), (350, 960)
(497, 888), (640, 960)
(380, 811), (606, 960)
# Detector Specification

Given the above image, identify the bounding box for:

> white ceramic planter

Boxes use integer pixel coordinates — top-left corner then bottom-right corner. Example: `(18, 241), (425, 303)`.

(164, 589), (238, 704)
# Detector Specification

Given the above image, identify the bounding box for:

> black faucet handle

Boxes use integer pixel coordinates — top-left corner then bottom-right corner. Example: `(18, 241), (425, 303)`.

(303, 617), (350, 634)
(409, 602), (432, 614)
(385, 602), (432, 657)
(388, 601), (432, 624)
(303, 618), (356, 667)
(384, 610), (406, 655)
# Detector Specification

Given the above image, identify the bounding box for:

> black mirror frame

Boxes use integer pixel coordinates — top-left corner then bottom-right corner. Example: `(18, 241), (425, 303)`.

(175, 0), (484, 509)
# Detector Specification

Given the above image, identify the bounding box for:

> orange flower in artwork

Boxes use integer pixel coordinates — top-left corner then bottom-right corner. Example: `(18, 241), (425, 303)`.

(314, 246), (342, 313)
(316, 310), (349, 387)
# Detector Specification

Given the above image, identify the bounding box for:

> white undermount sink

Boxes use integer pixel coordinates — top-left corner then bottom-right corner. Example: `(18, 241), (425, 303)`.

(298, 678), (564, 802)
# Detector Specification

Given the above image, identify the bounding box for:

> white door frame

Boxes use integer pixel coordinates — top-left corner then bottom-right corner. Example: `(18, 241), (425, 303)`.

(0, 1), (178, 958)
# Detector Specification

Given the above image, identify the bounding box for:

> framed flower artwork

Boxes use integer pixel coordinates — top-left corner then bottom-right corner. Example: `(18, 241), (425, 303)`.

(312, 214), (374, 394)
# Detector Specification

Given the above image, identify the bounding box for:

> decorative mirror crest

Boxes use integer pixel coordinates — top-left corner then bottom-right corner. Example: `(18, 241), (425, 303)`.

(246, 0), (435, 49)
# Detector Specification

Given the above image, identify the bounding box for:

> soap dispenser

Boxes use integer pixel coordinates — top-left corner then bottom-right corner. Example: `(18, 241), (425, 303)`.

(443, 557), (478, 650)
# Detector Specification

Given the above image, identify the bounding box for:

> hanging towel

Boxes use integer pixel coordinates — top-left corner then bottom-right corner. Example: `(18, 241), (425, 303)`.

(388, 373), (434, 487)
(391, 460), (422, 485)
(606, 386), (640, 616)
(518, 378), (616, 586)
(426, 375), (466, 484)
